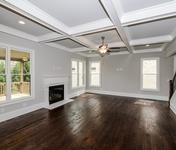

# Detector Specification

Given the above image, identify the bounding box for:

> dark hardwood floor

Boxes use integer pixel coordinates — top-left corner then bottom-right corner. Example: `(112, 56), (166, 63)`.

(0, 93), (176, 150)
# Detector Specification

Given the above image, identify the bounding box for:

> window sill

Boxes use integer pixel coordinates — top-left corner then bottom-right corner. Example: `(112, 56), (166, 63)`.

(140, 88), (160, 92)
(0, 96), (34, 107)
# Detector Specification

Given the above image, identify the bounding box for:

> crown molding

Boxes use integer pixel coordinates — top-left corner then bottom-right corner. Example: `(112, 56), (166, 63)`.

(121, 1), (176, 26)
(37, 32), (65, 43)
(1, 0), (93, 48)
(130, 35), (172, 46)
(1, 0), (175, 57)
(133, 48), (162, 54)
(0, 24), (38, 42)
(70, 47), (89, 52)
(163, 26), (176, 53)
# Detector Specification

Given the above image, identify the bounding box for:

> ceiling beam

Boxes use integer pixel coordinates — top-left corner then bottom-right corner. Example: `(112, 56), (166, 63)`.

(1, 0), (95, 49)
(38, 24), (115, 43)
(37, 33), (66, 43)
(99, 0), (133, 53)
(130, 35), (173, 46)
(72, 25), (115, 37)
(69, 18), (114, 35)
(121, 1), (176, 27)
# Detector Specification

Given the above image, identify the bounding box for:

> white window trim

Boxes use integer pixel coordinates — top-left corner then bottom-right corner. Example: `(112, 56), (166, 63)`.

(89, 60), (101, 88)
(140, 57), (160, 92)
(71, 59), (86, 89)
(0, 42), (35, 106)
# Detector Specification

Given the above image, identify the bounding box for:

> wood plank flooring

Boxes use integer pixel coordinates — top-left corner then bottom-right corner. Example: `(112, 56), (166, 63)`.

(0, 93), (176, 150)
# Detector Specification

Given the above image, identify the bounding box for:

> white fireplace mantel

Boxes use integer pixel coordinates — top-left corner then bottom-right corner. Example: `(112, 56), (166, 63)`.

(43, 76), (73, 110)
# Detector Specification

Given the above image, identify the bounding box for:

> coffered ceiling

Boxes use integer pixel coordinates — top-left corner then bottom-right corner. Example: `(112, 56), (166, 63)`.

(0, 0), (176, 57)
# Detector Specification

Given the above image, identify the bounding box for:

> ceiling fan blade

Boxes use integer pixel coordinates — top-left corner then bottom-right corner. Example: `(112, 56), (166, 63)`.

(108, 50), (121, 53)
(109, 47), (121, 49)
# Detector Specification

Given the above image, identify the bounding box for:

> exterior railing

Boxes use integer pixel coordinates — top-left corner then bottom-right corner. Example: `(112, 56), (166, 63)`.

(0, 83), (6, 96)
(0, 82), (30, 96)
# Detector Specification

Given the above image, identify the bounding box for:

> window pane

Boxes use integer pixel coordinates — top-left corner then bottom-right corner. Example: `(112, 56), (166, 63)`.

(143, 75), (157, 90)
(90, 62), (100, 86)
(143, 59), (157, 74)
(0, 48), (6, 102)
(72, 61), (78, 88)
(91, 62), (100, 73)
(72, 74), (78, 88)
(79, 62), (84, 87)
(11, 50), (31, 99)
(91, 74), (100, 86)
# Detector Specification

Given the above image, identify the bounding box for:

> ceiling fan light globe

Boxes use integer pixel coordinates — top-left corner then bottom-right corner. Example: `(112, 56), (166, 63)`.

(99, 48), (107, 54)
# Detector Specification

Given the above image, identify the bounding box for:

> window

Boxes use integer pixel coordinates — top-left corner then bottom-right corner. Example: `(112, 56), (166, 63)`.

(0, 45), (34, 103)
(141, 58), (159, 91)
(89, 61), (101, 87)
(0, 48), (6, 102)
(71, 60), (85, 88)
(78, 61), (84, 87)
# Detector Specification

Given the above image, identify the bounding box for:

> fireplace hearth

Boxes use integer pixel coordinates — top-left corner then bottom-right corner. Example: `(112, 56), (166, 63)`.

(49, 85), (64, 104)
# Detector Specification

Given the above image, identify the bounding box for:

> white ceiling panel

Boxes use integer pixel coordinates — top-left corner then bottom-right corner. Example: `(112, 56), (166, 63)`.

(29, 0), (108, 27)
(119, 0), (172, 13)
(80, 29), (122, 45)
(51, 39), (86, 49)
(127, 17), (176, 40)
(0, 6), (54, 36)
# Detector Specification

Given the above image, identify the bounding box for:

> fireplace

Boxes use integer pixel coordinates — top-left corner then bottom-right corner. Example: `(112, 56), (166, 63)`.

(49, 85), (64, 104)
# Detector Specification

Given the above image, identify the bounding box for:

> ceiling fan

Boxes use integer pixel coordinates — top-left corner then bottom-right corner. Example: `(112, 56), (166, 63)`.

(89, 36), (121, 57)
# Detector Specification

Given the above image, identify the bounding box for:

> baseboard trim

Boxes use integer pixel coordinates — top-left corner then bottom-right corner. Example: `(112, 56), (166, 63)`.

(87, 90), (168, 101)
(69, 89), (86, 99)
(0, 102), (45, 123)
(170, 103), (176, 115)
(43, 99), (74, 110)
(0, 90), (168, 123)
(0, 90), (86, 123)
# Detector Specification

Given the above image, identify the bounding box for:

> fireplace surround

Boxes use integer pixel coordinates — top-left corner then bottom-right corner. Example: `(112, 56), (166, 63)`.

(49, 84), (64, 104)
(43, 76), (73, 109)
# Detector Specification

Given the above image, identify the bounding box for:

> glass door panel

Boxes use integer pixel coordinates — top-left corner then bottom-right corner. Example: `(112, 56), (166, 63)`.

(0, 48), (6, 102)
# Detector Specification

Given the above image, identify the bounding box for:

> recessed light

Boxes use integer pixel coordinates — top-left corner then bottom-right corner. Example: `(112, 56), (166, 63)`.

(18, 21), (25, 25)
(146, 44), (150, 47)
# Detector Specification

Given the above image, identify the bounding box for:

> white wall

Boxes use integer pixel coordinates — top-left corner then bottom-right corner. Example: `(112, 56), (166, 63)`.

(0, 31), (174, 120)
(0, 32), (86, 116)
(87, 52), (173, 100)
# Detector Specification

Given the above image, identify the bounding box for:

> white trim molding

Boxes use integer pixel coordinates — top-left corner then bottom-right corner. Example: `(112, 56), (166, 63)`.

(0, 24), (38, 42)
(140, 57), (160, 91)
(87, 90), (168, 101)
(170, 102), (176, 115)
(121, 1), (176, 26)
(69, 89), (86, 99)
(0, 102), (45, 123)
(0, 42), (35, 106)
(99, 0), (133, 53)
